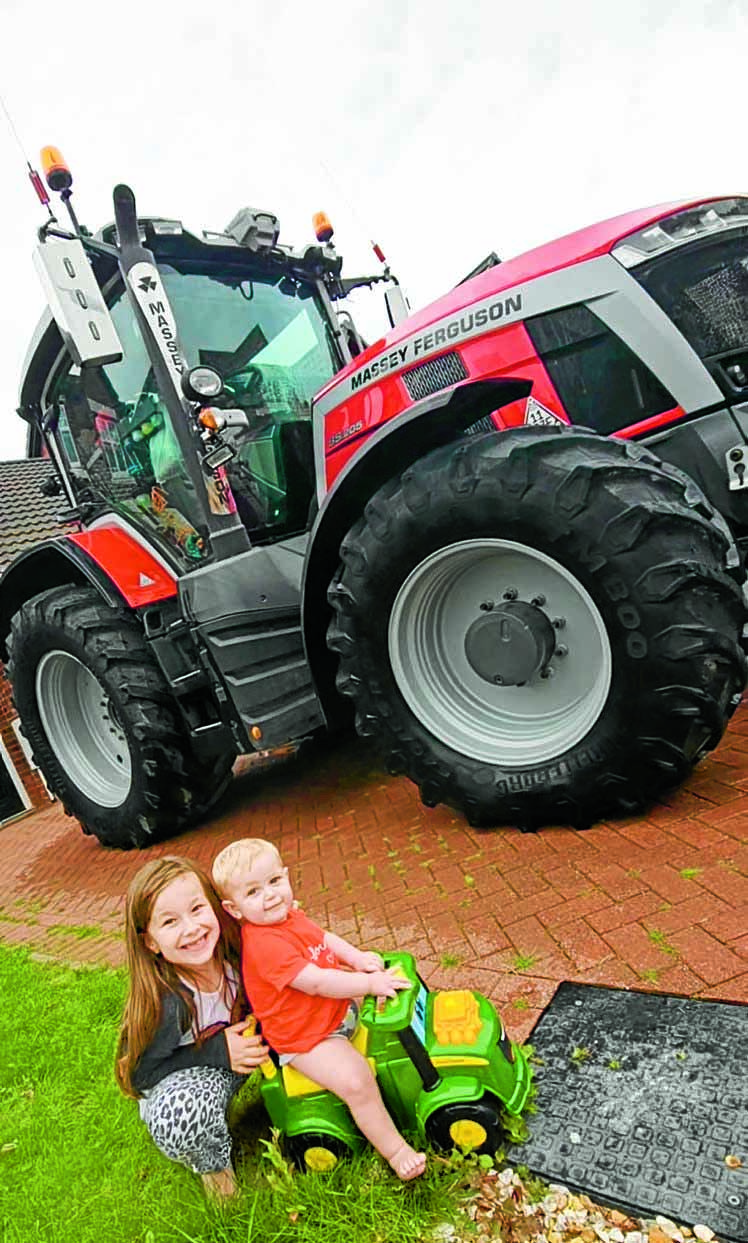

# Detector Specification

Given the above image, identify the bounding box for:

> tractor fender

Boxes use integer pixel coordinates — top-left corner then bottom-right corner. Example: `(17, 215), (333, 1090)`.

(414, 1074), (486, 1134)
(0, 525), (177, 659)
(301, 376), (531, 721)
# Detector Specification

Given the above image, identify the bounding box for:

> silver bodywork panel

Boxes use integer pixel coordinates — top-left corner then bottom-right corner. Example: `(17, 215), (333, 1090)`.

(310, 253), (727, 496)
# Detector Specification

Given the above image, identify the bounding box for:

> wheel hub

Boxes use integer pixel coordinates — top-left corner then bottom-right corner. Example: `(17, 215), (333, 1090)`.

(464, 599), (556, 686)
(388, 538), (613, 767)
(449, 1119), (488, 1150)
(303, 1146), (338, 1172)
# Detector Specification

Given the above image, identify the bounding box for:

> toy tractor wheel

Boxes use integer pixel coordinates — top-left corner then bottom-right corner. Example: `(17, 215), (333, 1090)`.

(425, 1096), (504, 1155)
(6, 584), (234, 848)
(327, 427), (747, 829)
(284, 1131), (353, 1173)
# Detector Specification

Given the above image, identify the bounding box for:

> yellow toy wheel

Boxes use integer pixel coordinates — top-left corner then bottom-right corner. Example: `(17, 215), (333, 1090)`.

(284, 1131), (353, 1173)
(449, 1119), (488, 1150)
(303, 1145), (339, 1173)
(425, 1096), (503, 1155)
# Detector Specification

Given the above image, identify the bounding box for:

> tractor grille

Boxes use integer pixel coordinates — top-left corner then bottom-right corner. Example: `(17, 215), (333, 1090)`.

(464, 414), (496, 436)
(635, 232), (748, 359)
(401, 352), (467, 401)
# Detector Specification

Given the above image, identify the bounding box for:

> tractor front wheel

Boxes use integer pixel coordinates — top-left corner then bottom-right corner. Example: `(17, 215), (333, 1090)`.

(327, 428), (747, 829)
(7, 584), (234, 848)
(425, 1096), (504, 1155)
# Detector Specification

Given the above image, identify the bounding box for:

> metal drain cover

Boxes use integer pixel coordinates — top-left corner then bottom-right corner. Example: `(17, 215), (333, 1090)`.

(508, 983), (748, 1241)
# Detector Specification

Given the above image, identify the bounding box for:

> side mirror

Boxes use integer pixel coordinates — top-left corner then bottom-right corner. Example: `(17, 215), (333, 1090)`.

(384, 284), (409, 328)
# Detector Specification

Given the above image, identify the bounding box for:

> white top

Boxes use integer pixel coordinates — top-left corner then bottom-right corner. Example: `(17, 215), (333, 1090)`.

(177, 964), (238, 1046)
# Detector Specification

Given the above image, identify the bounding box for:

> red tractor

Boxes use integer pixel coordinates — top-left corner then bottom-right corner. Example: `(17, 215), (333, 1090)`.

(2, 148), (746, 846)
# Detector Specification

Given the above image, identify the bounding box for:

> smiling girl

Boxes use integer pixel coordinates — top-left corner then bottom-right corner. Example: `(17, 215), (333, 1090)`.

(115, 856), (268, 1200)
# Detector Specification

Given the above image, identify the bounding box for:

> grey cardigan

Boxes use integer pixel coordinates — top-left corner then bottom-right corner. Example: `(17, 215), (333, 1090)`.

(132, 986), (237, 1095)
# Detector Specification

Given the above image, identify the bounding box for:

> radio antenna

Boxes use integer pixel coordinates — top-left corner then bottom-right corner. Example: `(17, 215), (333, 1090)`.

(317, 155), (391, 273)
(0, 90), (55, 221)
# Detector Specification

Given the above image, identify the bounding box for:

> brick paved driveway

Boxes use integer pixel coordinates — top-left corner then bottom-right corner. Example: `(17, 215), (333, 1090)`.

(1, 715), (747, 1043)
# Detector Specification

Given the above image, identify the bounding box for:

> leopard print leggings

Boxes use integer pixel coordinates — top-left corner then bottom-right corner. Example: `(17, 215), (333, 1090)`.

(138, 1066), (245, 1174)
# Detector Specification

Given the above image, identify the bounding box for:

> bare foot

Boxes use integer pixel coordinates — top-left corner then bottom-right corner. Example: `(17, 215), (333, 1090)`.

(387, 1142), (426, 1181)
(201, 1166), (239, 1202)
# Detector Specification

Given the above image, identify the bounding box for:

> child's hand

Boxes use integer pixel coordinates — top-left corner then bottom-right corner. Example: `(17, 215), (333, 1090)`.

(366, 968), (411, 999)
(225, 1020), (269, 1073)
(354, 950), (385, 972)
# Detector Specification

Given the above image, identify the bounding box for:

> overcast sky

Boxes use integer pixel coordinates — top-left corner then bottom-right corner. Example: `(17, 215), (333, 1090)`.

(0, 0), (745, 459)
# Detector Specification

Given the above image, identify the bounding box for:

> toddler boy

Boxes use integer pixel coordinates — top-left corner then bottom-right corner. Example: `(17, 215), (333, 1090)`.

(212, 837), (426, 1180)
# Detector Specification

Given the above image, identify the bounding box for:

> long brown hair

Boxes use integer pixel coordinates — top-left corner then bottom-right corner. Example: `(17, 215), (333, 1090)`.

(115, 856), (243, 1098)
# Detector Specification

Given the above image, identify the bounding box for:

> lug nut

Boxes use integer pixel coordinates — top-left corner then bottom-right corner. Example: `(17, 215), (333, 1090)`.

(531, 594), (546, 607)
(552, 617), (566, 629)
(555, 644), (568, 658)
(479, 601), (494, 611)
(493, 674), (504, 685)
(540, 666), (555, 679)
(502, 587), (518, 600)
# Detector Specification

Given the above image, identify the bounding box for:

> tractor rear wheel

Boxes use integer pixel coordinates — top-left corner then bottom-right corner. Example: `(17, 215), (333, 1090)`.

(7, 584), (234, 848)
(327, 428), (747, 830)
(284, 1131), (354, 1172)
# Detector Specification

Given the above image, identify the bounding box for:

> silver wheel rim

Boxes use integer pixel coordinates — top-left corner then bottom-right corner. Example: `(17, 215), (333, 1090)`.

(388, 539), (612, 767)
(36, 651), (132, 807)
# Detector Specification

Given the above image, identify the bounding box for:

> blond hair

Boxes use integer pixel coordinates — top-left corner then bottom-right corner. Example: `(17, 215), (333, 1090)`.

(114, 856), (243, 1099)
(212, 837), (283, 896)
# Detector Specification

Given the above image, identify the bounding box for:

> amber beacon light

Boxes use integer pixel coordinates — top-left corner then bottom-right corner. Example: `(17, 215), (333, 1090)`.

(312, 211), (334, 243)
(40, 145), (72, 193)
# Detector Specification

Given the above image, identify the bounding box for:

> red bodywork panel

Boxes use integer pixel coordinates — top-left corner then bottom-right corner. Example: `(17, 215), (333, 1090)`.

(318, 196), (723, 488)
(68, 525), (178, 607)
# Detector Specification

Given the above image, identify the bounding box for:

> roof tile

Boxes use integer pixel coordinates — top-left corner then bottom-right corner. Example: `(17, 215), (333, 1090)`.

(0, 459), (75, 570)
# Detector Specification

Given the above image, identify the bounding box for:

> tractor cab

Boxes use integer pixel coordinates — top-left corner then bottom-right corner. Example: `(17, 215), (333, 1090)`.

(23, 215), (359, 566)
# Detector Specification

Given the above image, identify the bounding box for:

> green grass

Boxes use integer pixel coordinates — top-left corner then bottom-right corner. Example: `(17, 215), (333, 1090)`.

(439, 953), (463, 969)
(46, 923), (103, 941)
(511, 953), (538, 972)
(679, 867), (701, 880)
(0, 945), (473, 1243)
(646, 928), (677, 956)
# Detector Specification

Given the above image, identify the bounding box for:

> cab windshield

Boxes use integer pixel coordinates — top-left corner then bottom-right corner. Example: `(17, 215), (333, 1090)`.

(54, 262), (339, 562)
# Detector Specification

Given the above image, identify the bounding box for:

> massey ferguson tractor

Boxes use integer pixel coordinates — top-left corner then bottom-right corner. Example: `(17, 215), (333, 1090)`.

(2, 147), (747, 847)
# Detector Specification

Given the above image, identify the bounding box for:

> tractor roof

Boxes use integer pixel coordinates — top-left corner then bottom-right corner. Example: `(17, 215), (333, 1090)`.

(0, 459), (70, 573)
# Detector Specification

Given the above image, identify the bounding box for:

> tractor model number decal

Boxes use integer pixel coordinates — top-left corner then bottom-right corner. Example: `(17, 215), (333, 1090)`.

(328, 419), (363, 448)
(349, 293), (523, 395)
(129, 262), (185, 380)
(410, 983), (428, 1046)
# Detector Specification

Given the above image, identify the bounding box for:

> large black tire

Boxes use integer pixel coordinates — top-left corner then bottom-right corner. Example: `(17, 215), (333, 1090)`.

(326, 428), (747, 830)
(6, 584), (234, 848)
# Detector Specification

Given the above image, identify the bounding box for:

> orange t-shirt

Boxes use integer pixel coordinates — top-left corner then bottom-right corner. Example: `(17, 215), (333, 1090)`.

(240, 909), (349, 1054)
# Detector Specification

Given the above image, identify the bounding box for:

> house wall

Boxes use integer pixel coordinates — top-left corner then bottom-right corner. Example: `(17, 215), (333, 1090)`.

(0, 663), (53, 813)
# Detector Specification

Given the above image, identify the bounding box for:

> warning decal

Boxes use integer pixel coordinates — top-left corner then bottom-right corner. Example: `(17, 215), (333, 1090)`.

(524, 397), (565, 427)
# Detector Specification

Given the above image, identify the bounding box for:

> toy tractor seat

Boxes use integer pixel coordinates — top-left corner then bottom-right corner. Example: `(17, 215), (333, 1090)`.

(281, 1021), (374, 1097)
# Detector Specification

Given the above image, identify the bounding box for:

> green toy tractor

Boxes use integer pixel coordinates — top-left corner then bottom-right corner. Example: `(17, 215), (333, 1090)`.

(254, 951), (532, 1172)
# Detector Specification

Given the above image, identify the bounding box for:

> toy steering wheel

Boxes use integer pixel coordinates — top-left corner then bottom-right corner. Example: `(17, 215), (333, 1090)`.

(360, 952), (419, 1028)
